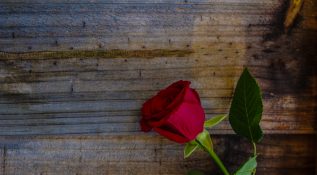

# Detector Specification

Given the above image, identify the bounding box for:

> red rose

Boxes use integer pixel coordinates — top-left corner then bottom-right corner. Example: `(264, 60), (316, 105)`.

(140, 80), (205, 143)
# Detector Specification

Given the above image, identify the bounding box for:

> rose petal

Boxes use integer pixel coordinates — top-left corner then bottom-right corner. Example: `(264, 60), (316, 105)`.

(142, 80), (190, 125)
(190, 88), (202, 105)
(140, 119), (152, 132)
(140, 80), (205, 144)
(165, 88), (205, 141)
(167, 102), (205, 141)
(154, 127), (189, 143)
(141, 81), (189, 119)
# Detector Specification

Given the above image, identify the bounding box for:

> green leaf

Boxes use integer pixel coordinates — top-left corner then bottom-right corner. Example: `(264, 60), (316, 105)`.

(234, 156), (257, 175)
(184, 141), (199, 158)
(229, 68), (263, 143)
(187, 169), (206, 175)
(195, 130), (213, 152)
(204, 114), (227, 128)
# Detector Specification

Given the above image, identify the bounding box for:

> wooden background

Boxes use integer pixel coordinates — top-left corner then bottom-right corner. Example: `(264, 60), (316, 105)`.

(0, 0), (316, 174)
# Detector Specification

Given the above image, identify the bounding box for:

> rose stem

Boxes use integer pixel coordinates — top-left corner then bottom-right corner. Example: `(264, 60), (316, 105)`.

(207, 149), (231, 175)
(252, 142), (257, 175)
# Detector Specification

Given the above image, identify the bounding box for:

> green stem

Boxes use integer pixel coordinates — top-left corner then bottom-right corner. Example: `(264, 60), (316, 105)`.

(207, 149), (230, 175)
(252, 142), (257, 175)
(252, 142), (257, 157)
(195, 133), (230, 175)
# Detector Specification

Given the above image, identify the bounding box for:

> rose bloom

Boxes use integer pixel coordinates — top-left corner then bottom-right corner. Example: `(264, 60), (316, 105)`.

(140, 80), (205, 143)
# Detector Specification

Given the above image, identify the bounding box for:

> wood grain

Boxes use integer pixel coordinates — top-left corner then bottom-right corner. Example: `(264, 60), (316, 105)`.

(0, 0), (316, 174)
(0, 0), (286, 52)
(0, 135), (315, 175)
(0, 44), (316, 135)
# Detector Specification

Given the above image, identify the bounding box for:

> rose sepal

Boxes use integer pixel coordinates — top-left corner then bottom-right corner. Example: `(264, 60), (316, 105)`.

(195, 129), (213, 152)
(184, 129), (213, 159)
(184, 140), (200, 158)
(195, 130), (230, 175)
(204, 114), (227, 128)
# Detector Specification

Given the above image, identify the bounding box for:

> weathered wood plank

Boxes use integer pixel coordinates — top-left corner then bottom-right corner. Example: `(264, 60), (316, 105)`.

(0, 50), (315, 135)
(0, 0), (316, 136)
(0, 0), (316, 174)
(0, 0), (283, 3)
(0, 135), (314, 175)
(0, 82), (315, 135)
(0, 0), (286, 52)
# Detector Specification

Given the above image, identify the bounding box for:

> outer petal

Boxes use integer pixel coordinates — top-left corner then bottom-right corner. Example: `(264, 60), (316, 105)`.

(140, 118), (152, 132)
(146, 86), (189, 128)
(141, 80), (191, 129)
(160, 80), (190, 97)
(166, 88), (205, 141)
(167, 102), (205, 141)
(141, 80), (190, 120)
(142, 96), (168, 119)
(154, 127), (189, 143)
(164, 81), (190, 110)
(141, 98), (154, 119)
(190, 88), (202, 105)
